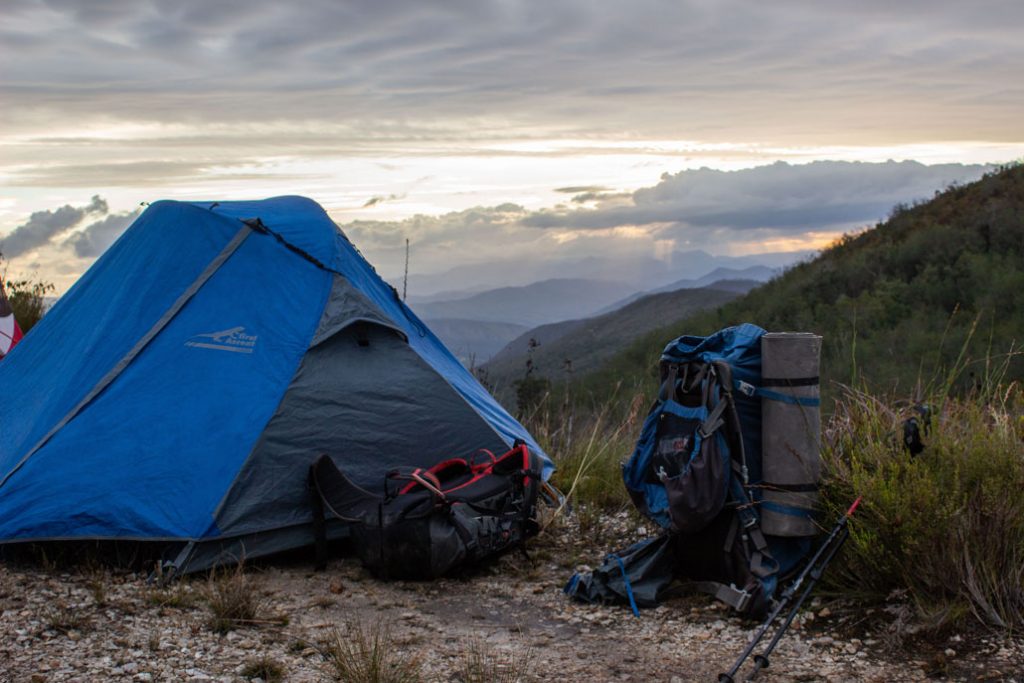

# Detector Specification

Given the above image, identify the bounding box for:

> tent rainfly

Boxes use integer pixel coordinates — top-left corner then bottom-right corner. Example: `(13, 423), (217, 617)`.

(0, 197), (551, 572)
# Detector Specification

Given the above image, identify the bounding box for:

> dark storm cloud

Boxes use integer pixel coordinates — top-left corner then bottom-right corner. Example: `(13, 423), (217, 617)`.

(63, 209), (141, 258)
(523, 161), (994, 235)
(1, 196), (108, 258)
(2, 1), (1022, 142)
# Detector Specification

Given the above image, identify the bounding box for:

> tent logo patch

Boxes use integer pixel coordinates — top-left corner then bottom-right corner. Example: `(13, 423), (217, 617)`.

(185, 326), (258, 354)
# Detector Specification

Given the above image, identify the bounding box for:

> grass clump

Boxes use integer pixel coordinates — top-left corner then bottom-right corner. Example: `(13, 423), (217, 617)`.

(85, 567), (110, 607)
(146, 581), (199, 610)
(821, 383), (1024, 630)
(323, 618), (423, 683)
(455, 637), (533, 683)
(204, 563), (279, 633)
(240, 656), (286, 682)
(528, 386), (646, 512)
(46, 603), (92, 635)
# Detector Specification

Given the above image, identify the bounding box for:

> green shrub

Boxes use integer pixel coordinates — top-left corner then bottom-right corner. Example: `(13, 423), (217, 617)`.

(0, 270), (54, 333)
(821, 384), (1024, 629)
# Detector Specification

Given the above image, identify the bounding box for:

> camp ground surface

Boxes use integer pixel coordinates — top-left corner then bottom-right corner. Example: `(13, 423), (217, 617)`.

(2, 514), (1021, 683)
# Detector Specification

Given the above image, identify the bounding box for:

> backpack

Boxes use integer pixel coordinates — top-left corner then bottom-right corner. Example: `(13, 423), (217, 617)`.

(309, 444), (543, 579)
(616, 324), (821, 615)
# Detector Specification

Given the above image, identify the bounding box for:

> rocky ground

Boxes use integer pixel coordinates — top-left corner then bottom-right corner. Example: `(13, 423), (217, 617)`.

(1, 511), (1021, 683)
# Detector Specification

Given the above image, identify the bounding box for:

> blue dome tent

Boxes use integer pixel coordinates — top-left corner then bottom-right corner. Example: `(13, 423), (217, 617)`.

(0, 197), (550, 572)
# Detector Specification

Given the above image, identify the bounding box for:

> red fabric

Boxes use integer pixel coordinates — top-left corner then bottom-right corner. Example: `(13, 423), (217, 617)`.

(0, 277), (23, 359)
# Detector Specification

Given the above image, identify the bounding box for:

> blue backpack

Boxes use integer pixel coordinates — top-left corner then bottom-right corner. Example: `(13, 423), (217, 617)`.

(570, 324), (820, 616)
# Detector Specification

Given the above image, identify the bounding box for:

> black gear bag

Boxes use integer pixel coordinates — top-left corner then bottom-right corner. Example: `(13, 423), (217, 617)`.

(309, 444), (543, 579)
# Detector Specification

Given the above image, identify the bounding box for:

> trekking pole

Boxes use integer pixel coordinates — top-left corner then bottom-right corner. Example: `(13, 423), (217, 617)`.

(718, 497), (861, 683)
(743, 498), (861, 681)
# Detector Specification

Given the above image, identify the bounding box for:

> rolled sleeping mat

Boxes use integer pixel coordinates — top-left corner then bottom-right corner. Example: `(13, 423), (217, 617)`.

(760, 332), (822, 537)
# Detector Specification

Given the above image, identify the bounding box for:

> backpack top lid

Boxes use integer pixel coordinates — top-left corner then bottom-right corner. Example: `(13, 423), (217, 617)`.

(658, 322), (767, 486)
(660, 322), (765, 386)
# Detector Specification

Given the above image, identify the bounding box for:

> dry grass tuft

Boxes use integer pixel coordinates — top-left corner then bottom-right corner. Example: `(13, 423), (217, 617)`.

(240, 655), (286, 682)
(45, 603), (92, 635)
(322, 618), (424, 683)
(204, 563), (283, 633)
(455, 637), (533, 683)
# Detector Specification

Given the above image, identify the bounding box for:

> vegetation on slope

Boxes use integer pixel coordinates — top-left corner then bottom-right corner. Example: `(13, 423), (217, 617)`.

(582, 164), (1024, 404)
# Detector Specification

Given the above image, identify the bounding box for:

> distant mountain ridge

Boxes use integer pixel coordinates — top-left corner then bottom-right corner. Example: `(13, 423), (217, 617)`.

(652, 265), (779, 294)
(481, 283), (742, 399)
(423, 318), (528, 366)
(411, 278), (639, 327)
(596, 265), (775, 314)
(399, 248), (811, 298)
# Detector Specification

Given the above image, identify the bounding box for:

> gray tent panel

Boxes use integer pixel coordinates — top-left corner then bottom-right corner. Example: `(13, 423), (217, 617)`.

(211, 280), (508, 540)
(174, 519), (351, 574)
(311, 274), (407, 347)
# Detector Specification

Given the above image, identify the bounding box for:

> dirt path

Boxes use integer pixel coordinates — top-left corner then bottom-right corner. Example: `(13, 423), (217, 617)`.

(2, 516), (1021, 682)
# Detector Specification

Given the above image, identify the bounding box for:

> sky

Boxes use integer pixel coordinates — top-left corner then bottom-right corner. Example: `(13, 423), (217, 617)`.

(1, 0), (1022, 294)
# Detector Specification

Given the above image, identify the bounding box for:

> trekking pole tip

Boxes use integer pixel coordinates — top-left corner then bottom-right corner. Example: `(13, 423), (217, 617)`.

(846, 496), (862, 517)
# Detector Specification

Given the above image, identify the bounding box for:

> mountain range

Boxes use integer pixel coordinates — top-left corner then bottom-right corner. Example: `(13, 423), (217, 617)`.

(479, 281), (753, 399)
(401, 248), (810, 299)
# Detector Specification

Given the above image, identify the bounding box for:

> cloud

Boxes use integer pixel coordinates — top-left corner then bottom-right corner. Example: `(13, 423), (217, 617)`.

(63, 209), (141, 258)
(555, 186), (610, 194)
(336, 160), (995, 291)
(6, 159), (998, 297)
(2, 1), (1022, 146)
(569, 191), (633, 204)
(1, 195), (108, 258)
(523, 161), (994, 238)
(362, 193), (405, 208)
(7, 158), (318, 188)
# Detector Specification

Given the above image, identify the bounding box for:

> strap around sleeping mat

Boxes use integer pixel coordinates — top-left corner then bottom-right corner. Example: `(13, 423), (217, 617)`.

(760, 376), (819, 387)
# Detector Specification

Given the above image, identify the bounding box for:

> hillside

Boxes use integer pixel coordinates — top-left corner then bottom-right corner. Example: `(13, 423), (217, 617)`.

(583, 164), (1024, 399)
(595, 267), (771, 313)
(481, 284), (741, 398)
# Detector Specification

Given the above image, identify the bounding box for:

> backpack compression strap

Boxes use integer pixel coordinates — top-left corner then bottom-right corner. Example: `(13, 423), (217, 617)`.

(734, 378), (820, 407)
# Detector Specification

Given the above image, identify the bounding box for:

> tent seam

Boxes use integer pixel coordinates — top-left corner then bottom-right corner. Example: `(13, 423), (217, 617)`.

(203, 268), (334, 530)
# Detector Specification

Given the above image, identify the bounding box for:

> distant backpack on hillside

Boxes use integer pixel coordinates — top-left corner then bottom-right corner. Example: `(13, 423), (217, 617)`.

(567, 324), (822, 616)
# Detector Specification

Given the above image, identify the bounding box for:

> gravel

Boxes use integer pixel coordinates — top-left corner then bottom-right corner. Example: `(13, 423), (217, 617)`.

(2, 511), (1021, 682)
